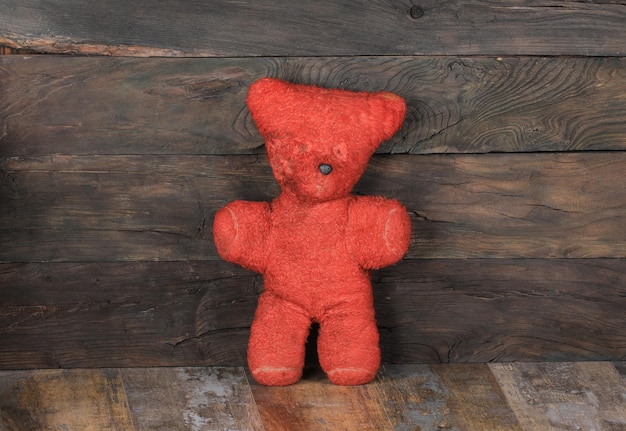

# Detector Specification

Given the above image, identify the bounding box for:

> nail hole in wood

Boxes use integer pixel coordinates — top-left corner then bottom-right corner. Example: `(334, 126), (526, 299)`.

(409, 5), (424, 19)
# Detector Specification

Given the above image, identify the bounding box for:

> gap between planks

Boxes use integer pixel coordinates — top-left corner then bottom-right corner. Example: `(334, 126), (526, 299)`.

(1, 362), (625, 431)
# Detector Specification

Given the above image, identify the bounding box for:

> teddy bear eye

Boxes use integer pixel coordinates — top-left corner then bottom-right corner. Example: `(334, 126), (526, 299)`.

(318, 164), (332, 175)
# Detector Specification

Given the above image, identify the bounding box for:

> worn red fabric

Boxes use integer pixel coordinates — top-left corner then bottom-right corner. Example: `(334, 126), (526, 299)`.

(213, 78), (411, 386)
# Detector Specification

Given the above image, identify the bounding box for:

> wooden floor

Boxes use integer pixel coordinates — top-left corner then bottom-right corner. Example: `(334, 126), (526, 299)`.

(1, 362), (625, 430)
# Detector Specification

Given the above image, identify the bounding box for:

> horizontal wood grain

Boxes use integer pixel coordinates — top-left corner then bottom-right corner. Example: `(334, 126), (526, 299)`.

(2, 56), (626, 155)
(2, 2), (626, 375)
(0, 261), (257, 368)
(375, 258), (626, 363)
(1, 259), (624, 368)
(2, 152), (625, 262)
(1, 1), (625, 56)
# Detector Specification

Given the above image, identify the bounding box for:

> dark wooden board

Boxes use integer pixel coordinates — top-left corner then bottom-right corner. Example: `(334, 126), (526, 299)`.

(0, 261), (257, 368)
(1, 2), (626, 376)
(1, 259), (624, 369)
(1, 1), (625, 56)
(490, 362), (626, 430)
(2, 152), (625, 262)
(2, 56), (626, 155)
(376, 259), (626, 363)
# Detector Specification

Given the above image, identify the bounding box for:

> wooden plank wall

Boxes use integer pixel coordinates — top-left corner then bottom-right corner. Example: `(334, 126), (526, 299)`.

(0, 0), (625, 369)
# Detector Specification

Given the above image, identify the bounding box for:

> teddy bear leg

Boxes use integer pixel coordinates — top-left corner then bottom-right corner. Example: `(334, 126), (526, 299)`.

(317, 305), (380, 385)
(248, 292), (312, 386)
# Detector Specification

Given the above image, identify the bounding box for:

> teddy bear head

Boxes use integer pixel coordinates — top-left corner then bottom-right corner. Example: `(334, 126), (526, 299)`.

(247, 78), (406, 203)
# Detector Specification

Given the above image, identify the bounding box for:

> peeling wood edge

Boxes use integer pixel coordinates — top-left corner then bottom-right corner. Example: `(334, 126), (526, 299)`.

(0, 35), (195, 57)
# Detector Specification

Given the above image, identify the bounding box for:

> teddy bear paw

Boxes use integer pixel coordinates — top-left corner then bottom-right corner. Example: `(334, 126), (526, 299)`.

(327, 367), (377, 386)
(251, 366), (302, 386)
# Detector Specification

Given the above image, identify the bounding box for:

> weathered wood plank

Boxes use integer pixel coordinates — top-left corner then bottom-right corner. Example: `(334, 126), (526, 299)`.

(432, 364), (523, 430)
(0, 369), (135, 431)
(368, 152), (626, 260)
(250, 367), (392, 431)
(0, 57), (267, 156)
(378, 258), (626, 363)
(0, 261), (257, 368)
(2, 56), (626, 155)
(1, 1), (625, 56)
(377, 364), (454, 430)
(378, 364), (522, 430)
(490, 362), (626, 430)
(1, 258), (624, 369)
(2, 152), (625, 262)
(121, 367), (264, 431)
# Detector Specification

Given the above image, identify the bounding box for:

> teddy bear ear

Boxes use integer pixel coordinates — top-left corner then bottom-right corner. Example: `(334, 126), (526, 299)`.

(246, 79), (291, 117)
(246, 78), (290, 137)
(246, 78), (283, 108)
(367, 92), (407, 145)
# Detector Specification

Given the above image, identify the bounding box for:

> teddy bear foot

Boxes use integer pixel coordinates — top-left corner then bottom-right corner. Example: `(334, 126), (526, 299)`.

(251, 366), (302, 386)
(327, 367), (377, 386)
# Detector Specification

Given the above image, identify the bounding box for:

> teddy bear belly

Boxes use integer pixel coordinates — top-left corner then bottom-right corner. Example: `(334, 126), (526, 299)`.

(263, 266), (373, 320)
(263, 217), (372, 315)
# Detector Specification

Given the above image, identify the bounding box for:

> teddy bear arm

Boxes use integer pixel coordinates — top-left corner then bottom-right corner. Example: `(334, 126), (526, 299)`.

(347, 197), (411, 270)
(213, 200), (271, 273)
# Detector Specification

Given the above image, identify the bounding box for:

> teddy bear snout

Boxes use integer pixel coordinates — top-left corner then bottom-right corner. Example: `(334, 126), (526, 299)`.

(318, 163), (333, 175)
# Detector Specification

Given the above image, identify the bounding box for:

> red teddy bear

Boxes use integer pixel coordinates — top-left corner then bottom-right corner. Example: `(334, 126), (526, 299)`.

(213, 78), (411, 386)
